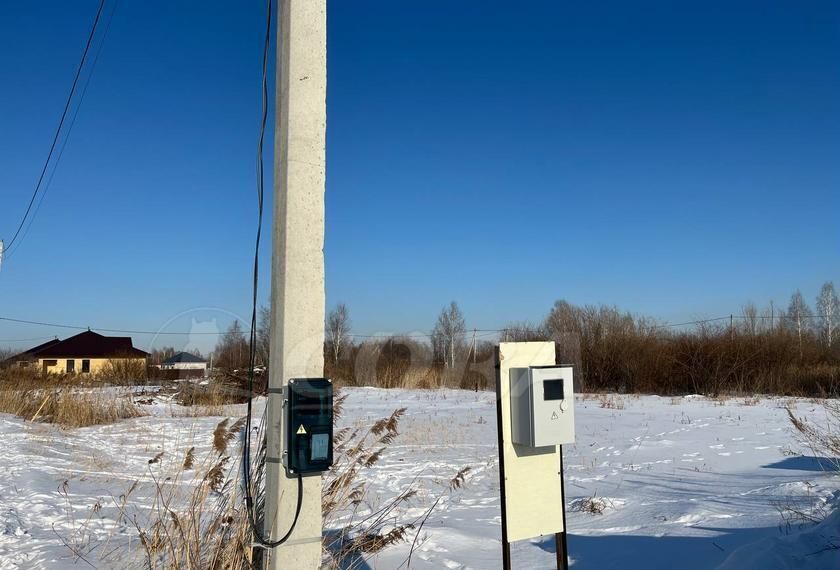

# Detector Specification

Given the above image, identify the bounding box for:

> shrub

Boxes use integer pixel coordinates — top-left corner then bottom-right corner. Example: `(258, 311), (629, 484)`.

(98, 358), (147, 383)
(174, 381), (249, 408)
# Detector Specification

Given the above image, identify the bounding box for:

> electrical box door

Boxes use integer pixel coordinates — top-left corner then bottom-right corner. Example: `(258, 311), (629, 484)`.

(285, 378), (333, 475)
(510, 366), (575, 447)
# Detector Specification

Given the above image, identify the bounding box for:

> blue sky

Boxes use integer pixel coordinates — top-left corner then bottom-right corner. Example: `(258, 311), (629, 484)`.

(1, 0), (839, 352)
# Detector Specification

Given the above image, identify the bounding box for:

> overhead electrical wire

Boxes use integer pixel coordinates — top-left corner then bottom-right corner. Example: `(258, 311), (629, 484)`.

(2, 0), (107, 256)
(0, 336), (56, 344)
(0, 316), (251, 336)
(0, 313), (825, 342)
(6, 0), (119, 262)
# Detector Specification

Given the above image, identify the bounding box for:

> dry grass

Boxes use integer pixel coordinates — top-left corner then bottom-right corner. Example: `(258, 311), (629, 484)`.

(174, 382), (249, 407)
(774, 400), (840, 552)
(0, 372), (143, 428)
(787, 401), (840, 470)
(569, 495), (610, 515)
(134, 419), (253, 569)
(59, 419), (254, 569)
(323, 395), (472, 568)
(54, 389), (470, 569)
(97, 358), (147, 383)
(597, 394), (625, 410)
(169, 381), (249, 416)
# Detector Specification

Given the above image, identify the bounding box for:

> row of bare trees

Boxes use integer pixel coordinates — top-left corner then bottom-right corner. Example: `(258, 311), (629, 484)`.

(502, 285), (840, 396)
(321, 301), (487, 390)
(203, 283), (840, 396)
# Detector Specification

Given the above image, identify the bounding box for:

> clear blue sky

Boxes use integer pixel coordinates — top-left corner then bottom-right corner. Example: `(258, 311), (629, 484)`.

(1, 0), (838, 352)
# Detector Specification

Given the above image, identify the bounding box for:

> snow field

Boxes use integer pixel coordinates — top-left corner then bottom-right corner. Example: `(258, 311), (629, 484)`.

(0, 388), (837, 569)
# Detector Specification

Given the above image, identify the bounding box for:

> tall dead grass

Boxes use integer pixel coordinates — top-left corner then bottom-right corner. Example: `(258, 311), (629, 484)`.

(98, 357), (147, 383)
(58, 418), (254, 569)
(171, 381), (250, 416)
(58, 390), (469, 568)
(787, 400), (840, 471)
(0, 370), (143, 428)
(135, 418), (252, 569)
(777, 402), (840, 547)
(322, 395), (472, 567)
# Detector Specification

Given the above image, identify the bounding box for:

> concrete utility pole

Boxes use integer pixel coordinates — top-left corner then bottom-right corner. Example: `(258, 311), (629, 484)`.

(264, 0), (327, 568)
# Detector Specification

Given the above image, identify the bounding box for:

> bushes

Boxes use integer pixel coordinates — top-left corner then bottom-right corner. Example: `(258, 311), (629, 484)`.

(323, 301), (839, 397)
(551, 306), (839, 396)
(325, 338), (495, 392)
(98, 357), (147, 383)
(171, 381), (251, 416)
(173, 381), (250, 407)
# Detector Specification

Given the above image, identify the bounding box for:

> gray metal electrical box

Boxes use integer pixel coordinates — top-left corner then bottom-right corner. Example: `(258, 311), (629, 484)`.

(510, 366), (575, 448)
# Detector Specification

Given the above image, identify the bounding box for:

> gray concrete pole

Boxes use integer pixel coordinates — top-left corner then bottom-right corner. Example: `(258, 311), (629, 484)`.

(264, 0), (327, 568)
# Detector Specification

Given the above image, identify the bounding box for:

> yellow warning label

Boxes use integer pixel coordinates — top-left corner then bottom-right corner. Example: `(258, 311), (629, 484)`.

(296, 424), (307, 435)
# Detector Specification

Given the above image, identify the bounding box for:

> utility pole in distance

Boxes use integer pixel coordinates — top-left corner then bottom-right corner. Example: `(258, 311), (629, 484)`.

(264, 0), (327, 568)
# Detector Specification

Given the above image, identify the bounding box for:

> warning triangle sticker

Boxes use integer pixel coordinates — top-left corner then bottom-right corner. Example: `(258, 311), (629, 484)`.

(551, 411), (559, 420)
(296, 424), (307, 435)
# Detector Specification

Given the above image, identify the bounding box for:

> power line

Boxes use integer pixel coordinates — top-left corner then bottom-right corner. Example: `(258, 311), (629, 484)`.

(651, 316), (732, 329)
(5, 0), (119, 261)
(0, 312), (827, 342)
(3, 0), (108, 254)
(0, 316), (251, 336)
(0, 336), (56, 344)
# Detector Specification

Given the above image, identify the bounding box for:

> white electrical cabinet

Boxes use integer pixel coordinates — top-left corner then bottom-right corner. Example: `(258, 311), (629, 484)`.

(510, 366), (575, 447)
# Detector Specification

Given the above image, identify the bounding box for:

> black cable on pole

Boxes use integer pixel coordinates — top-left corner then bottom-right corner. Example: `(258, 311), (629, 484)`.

(240, 0), (304, 549)
(3, 0), (107, 253)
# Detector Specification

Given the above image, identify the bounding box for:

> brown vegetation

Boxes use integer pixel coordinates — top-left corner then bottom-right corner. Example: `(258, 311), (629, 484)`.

(322, 297), (840, 397)
(56, 390), (468, 569)
(173, 381), (249, 408)
(99, 357), (148, 383)
(0, 369), (143, 428)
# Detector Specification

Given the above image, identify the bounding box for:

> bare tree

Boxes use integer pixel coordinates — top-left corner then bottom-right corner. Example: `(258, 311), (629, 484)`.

(760, 302), (777, 334)
(431, 301), (466, 370)
(327, 303), (351, 364)
(148, 346), (176, 366)
(501, 321), (546, 342)
(816, 282), (839, 349)
(788, 290), (812, 358)
(545, 300), (578, 338)
(0, 347), (14, 365)
(213, 320), (248, 371)
(742, 302), (759, 335)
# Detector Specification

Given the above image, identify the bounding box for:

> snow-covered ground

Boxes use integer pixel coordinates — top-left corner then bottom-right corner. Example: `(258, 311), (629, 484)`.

(0, 388), (838, 569)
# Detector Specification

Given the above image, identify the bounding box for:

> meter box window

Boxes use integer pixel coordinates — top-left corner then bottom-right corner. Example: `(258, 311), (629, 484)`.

(510, 366), (575, 448)
(286, 378), (333, 475)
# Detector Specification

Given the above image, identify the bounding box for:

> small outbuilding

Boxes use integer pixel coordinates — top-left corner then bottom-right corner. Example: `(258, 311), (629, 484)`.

(161, 352), (207, 376)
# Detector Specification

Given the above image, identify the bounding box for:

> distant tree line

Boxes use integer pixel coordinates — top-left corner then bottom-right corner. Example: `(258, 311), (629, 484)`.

(203, 282), (840, 397)
(504, 283), (840, 396)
